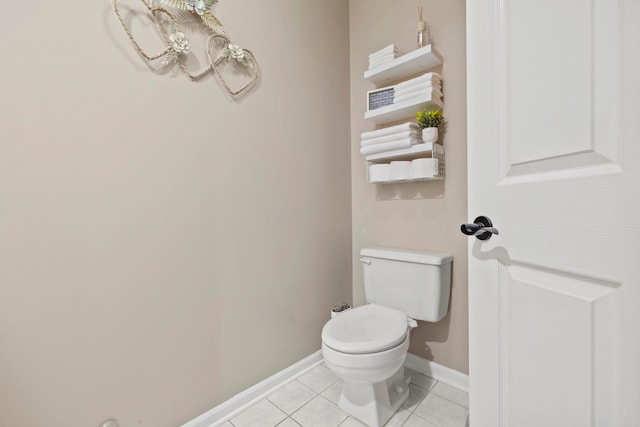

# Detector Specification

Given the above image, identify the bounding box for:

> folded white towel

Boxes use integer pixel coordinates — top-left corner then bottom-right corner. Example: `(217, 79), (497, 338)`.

(360, 138), (420, 155)
(394, 89), (443, 104)
(361, 122), (420, 140)
(361, 130), (422, 147)
(368, 63), (391, 71)
(395, 76), (441, 91)
(394, 81), (441, 97)
(394, 87), (442, 101)
(369, 44), (398, 58)
(369, 56), (398, 67)
(369, 54), (399, 65)
(368, 61), (394, 70)
(369, 55), (397, 67)
(395, 72), (442, 90)
(369, 50), (399, 61)
(370, 44), (396, 53)
(369, 59), (396, 68)
(370, 52), (397, 61)
(393, 94), (442, 107)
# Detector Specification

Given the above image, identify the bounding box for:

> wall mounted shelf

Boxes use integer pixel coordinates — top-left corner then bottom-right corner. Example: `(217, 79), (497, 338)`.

(373, 175), (444, 184)
(366, 143), (445, 184)
(361, 44), (445, 184)
(364, 45), (443, 86)
(365, 142), (442, 162)
(364, 94), (443, 125)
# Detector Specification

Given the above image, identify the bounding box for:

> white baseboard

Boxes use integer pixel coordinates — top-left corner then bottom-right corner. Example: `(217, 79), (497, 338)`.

(182, 350), (468, 427)
(404, 352), (469, 393)
(181, 350), (324, 427)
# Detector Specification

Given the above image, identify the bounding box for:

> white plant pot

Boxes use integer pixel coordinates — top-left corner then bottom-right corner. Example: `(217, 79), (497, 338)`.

(422, 127), (439, 143)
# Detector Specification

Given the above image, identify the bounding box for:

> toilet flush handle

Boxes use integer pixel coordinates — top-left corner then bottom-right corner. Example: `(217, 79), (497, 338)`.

(359, 257), (372, 265)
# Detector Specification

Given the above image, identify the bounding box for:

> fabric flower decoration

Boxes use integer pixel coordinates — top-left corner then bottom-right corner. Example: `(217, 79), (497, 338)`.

(170, 32), (190, 54)
(186, 0), (207, 16)
(161, 30), (191, 65)
(223, 43), (246, 62)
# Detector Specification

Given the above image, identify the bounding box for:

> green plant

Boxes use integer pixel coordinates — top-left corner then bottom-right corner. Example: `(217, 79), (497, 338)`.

(416, 109), (444, 129)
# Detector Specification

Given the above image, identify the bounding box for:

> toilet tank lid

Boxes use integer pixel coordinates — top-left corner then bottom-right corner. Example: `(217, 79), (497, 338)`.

(360, 247), (453, 265)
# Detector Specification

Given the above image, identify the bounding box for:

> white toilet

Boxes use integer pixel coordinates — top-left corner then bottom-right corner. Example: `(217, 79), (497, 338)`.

(321, 247), (452, 427)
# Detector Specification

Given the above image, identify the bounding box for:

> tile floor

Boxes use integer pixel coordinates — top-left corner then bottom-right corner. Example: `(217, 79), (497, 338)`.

(222, 364), (469, 427)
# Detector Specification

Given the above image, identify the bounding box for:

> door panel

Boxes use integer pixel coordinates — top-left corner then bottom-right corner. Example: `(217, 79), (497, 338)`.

(498, 0), (622, 180)
(467, 0), (640, 425)
(506, 0), (593, 164)
(502, 263), (619, 427)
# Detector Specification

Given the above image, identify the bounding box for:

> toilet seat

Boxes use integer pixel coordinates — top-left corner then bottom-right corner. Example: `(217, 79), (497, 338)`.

(321, 304), (408, 354)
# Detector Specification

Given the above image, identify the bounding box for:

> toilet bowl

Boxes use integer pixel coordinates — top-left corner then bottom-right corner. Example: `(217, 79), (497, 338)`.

(322, 304), (413, 384)
(321, 247), (453, 427)
(322, 304), (415, 427)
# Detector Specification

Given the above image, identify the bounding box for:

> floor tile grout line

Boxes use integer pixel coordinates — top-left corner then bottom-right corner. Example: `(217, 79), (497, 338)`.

(424, 390), (469, 410)
(407, 379), (469, 410)
(319, 378), (340, 393)
(296, 378), (323, 394)
(289, 393), (331, 420)
(276, 416), (302, 427)
(290, 393), (349, 427)
(406, 395), (470, 427)
(265, 378), (323, 416)
(407, 394), (470, 427)
(431, 396), (468, 410)
(266, 396), (292, 416)
(230, 363), (468, 427)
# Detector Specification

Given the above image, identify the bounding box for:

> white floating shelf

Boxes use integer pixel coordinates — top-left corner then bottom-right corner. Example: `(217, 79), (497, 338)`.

(364, 45), (443, 86)
(372, 176), (444, 184)
(366, 142), (443, 162)
(364, 94), (443, 125)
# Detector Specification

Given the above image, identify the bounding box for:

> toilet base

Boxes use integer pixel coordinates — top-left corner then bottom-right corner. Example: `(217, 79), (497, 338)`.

(338, 367), (410, 427)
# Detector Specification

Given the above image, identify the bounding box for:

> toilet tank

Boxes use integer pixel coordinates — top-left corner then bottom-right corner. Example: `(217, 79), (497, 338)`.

(360, 247), (453, 322)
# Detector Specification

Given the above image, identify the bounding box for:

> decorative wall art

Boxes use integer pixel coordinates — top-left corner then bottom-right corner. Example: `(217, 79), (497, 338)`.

(110, 0), (259, 97)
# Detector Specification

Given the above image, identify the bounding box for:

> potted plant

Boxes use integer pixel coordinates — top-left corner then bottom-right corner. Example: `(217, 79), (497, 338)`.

(416, 109), (444, 143)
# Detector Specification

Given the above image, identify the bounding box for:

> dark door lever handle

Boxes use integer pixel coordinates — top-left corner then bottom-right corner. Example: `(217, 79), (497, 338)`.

(461, 216), (499, 241)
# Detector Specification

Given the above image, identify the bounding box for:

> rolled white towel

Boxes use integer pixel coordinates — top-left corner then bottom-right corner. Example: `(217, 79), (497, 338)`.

(394, 88), (443, 104)
(395, 72), (442, 90)
(361, 130), (422, 147)
(361, 122), (420, 140)
(394, 81), (441, 97)
(360, 138), (420, 155)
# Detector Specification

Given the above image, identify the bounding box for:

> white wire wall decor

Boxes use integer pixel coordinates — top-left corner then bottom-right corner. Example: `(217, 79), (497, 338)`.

(111, 0), (259, 97)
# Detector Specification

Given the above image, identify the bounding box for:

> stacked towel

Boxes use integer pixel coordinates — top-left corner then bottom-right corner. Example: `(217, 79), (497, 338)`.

(368, 44), (400, 70)
(392, 72), (442, 105)
(360, 122), (422, 155)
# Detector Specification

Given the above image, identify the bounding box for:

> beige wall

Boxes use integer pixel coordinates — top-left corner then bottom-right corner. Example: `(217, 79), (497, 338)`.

(0, 1), (350, 426)
(349, 0), (468, 374)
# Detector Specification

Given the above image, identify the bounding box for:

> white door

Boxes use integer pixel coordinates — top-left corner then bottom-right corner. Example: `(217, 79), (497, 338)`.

(466, 1), (640, 426)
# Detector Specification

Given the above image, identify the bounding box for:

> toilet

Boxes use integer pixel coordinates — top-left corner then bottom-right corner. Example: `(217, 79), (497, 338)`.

(321, 247), (452, 427)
